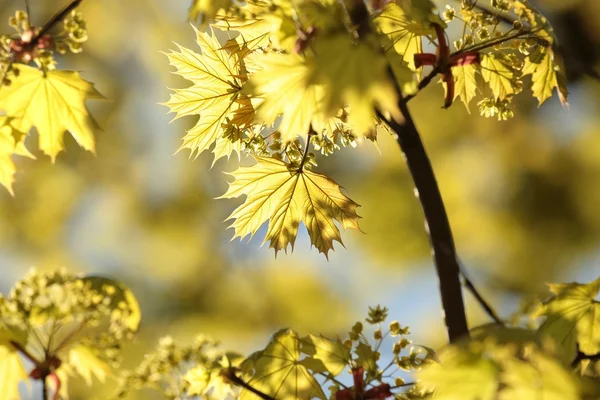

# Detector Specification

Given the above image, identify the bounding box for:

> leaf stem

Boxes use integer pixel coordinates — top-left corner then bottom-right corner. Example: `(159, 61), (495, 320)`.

(298, 128), (316, 171)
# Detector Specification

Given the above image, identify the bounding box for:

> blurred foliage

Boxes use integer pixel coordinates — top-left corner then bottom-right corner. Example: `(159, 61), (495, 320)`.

(0, 0), (599, 398)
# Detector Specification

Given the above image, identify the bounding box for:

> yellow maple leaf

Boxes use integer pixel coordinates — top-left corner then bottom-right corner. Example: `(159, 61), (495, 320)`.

(376, 2), (429, 70)
(245, 52), (325, 143)
(165, 28), (251, 163)
(534, 278), (600, 359)
(0, 65), (103, 162)
(481, 54), (515, 100)
(189, 0), (232, 23)
(522, 48), (569, 107)
(314, 34), (402, 135)
(220, 157), (361, 257)
(451, 64), (479, 111)
(0, 328), (28, 400)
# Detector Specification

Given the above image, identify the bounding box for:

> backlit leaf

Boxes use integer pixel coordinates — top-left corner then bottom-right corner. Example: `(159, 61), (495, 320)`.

(301, 335), (350, 376)
(418, 336), (579, 400)
(534, 278), (600, 359)
(245, 52), (324, 143)
(165, 28), (250, 162)
(0, 65), (103, 162)
(522, 48), (568, 106)
(240, 329), (326, 400)
(481, 54), (515, 100)
(0, 345), (27, 400)
(418, 346), (499, 400)
(314, 34), (402, 135)
(66, 344), (111, 386)
(221, 157), (360, 257)
(452, 64), (479, 111)
(376, 3), (428, 70)
(189, 0), (232, 22)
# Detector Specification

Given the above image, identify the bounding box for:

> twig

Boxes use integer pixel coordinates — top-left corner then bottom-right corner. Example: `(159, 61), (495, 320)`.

(223, 369), (276, 400)
(571, 350), (600, 368)
(457, 261), (503, 325)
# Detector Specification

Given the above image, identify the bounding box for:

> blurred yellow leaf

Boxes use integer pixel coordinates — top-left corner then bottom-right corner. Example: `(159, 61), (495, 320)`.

(246, 52), (324, 142)
(189, 0), (232, 22)
(0, 345), (27, 400)
(534, 278), (600, 358)
(66, 345), (111, 386)
(220, 157), (361, 257)
(314, 34), (402, 135)
(0, 65), (103, 162)
(376, 3), (427, 70)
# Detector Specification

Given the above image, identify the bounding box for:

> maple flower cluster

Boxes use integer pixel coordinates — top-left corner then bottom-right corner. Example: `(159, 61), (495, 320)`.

(0, 268), (141, 399)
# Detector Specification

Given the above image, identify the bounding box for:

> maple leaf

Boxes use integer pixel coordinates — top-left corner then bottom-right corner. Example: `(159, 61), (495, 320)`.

(165, 28), (252, 163)
(66, 345), (111, 386)
(0, 118), (32, 194)
(533, 278), (600, 359)
(0, 328), (28, 400)
(240, 329), (326, 400)
(0, 65), (103, 162)
(481, 54), (515, 100)
(220, 157), (360, 257)
(300, 335), (351, 376)
(314, 34), (402, 136)
(376, 2), (429, 70)
(245, 52), (325, 143)
(189, 0), (232, 23)
(522, 48), (569, 107)
(451, 64), (479, 111)
(213, 16), (274, 51)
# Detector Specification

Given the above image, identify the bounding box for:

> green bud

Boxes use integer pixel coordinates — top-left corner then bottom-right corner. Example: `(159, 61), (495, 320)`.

(351, 321), (363, 334)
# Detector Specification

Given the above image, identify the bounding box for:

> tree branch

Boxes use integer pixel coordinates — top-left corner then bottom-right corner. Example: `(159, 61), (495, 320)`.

(377, 106), (469, 342)
(343, 0), (469, 343)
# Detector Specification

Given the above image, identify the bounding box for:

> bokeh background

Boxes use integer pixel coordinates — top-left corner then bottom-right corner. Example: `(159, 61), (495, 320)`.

(1, 0), (599, 398)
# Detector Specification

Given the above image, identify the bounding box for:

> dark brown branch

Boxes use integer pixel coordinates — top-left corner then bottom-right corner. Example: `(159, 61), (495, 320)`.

(344, 0), (469, 343)
(376, 106), (469, 342)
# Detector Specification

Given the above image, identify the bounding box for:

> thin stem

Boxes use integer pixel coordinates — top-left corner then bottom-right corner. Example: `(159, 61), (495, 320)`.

(451, 27), (546, 57)
(297, 128), (315, 171)
(458, 261), (503, 325)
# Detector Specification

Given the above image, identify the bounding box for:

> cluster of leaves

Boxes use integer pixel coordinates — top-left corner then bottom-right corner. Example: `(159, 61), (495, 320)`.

(418, 277), (600, 399)
(0, 6), (102, 194)
(0, 268), (141, 399)
(168, 0), (569, 257)
(120, 278), (600, 400)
